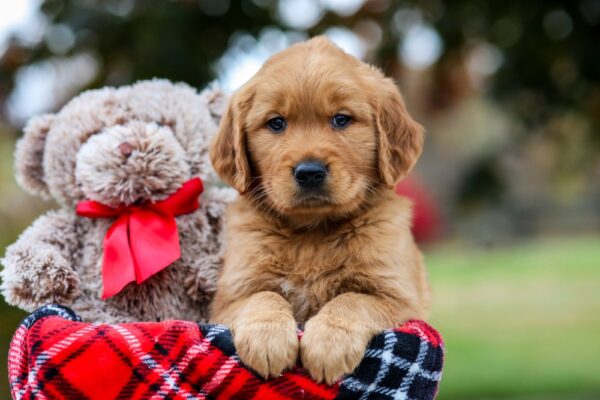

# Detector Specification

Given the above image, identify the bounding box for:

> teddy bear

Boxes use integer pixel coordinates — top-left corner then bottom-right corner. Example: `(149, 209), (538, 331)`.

(0, 79), (237, 323)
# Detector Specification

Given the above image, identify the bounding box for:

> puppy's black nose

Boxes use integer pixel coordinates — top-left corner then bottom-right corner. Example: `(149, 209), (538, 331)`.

(294, 161), (327, 188)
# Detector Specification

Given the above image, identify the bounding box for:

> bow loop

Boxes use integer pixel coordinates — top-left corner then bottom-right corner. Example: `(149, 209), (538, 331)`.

(76, 177), (204, 299)
(151, 177), (203, 215)
(76, 201), (122, 218)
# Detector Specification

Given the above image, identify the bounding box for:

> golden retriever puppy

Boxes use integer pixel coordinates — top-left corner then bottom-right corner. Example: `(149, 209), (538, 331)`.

(209, 36), (429, 384)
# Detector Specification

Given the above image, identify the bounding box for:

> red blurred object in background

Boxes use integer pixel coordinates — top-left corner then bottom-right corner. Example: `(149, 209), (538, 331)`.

(395, 178), (442, 243)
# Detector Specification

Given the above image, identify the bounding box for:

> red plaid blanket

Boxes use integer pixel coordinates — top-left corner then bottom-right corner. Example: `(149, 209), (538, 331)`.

(8, 305), (444, 399)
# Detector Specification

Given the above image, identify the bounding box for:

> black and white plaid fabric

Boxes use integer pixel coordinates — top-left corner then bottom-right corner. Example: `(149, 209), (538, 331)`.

(337, 322), (444, 400)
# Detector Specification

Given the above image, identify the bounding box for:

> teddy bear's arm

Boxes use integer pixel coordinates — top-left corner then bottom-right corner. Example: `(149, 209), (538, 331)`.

(1, 209), (80, 311)
(183, 187), (236, 306)
(184, 254), (222, 306)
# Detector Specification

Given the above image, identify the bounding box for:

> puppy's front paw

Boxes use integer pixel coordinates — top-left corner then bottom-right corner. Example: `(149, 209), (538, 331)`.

(232, 312), (299, 379)
(300, 316), (370, 385)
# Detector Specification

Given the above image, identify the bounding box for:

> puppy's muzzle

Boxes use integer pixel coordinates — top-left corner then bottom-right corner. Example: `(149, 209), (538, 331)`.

(293, 161), (327, 189)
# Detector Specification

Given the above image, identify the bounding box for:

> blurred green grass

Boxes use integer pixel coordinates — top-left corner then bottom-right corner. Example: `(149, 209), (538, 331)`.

(428, 236), (600, 399)
(1, 236), (599, 398)
(0, 300), (25, 397)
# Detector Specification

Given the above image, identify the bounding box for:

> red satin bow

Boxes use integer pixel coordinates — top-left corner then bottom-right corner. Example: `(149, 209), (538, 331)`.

(76, 177), (204, 299)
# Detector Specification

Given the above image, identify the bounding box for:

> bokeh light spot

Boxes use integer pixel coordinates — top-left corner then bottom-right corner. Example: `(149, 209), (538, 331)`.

(543, 10), (573, 41)
(399, 23), (443, 70)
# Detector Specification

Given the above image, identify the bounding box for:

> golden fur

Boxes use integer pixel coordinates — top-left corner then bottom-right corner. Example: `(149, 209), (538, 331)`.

(209, 37), (429, 384)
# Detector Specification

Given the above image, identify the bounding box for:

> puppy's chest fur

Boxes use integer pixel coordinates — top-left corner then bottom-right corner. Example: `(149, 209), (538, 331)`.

(221, 192), (424, 323)
(269, 229), (376, 321)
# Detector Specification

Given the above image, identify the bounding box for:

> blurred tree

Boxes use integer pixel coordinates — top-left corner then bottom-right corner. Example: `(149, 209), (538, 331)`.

(0, 0), (598, 229)
(0, 0), (275, 121)
(430, 1), (599, 132)
(1, 0), (599, 131)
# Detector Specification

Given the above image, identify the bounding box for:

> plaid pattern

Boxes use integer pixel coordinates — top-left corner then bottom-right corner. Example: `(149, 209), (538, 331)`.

(8, 305), (443, 400)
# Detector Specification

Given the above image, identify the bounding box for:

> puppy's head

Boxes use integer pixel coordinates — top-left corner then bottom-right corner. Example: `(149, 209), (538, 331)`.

(211, 36), (423, 218)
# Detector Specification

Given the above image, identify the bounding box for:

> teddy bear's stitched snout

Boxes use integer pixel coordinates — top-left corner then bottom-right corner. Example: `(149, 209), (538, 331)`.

(118, 141), (134, 158)
(75, 120), (191, 208)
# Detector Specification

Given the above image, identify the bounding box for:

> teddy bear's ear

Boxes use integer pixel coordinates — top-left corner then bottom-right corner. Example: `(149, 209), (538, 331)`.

(201, 84), (229, 126)
(14, 114), (55, 198)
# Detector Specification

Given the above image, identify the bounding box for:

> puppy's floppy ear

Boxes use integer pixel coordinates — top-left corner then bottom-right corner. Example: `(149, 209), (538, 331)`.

(14, 114), (55, 198)
(374, 77), (424, 186)
(210, 87), (253, 193)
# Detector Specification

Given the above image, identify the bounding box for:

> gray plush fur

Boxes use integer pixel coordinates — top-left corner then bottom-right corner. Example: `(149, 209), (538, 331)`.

(1, 79), (237, 323)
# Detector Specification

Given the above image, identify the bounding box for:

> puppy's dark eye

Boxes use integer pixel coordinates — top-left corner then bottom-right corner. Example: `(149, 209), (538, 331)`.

(267, 117), (287, 133)
(331, 114), (352, 129)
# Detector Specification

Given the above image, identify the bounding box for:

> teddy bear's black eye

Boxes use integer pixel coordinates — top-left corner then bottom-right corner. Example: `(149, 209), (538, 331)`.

(331, 114), (352, 129)
(267, 117), (287, 133)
